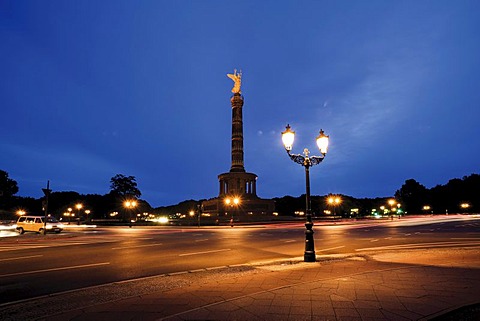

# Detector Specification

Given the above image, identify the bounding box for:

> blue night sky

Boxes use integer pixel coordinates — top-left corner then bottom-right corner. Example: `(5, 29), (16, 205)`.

(1, 1), (479, 207)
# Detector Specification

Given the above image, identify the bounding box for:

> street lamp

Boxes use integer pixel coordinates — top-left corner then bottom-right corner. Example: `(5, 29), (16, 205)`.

(388, 199), (395, 207)
(385, 199), (402, 219)
(327, 195), (342, 217)
(225, 196), (240, 227)
(197, 204), (202, 227)
(281, 124), (329, 262)
(460, 203), (470, 213)
(85, 209), (91, 222)
(75, 203), (83, 225)
(124, 200), (137, 227)
(423, 205), (431, 214)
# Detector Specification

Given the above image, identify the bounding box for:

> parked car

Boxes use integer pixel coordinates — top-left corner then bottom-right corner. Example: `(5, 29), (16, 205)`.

(16, 215), (64, 234)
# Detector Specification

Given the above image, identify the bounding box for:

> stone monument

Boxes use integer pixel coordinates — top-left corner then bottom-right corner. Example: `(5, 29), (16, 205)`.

(201, 71), (275, 217)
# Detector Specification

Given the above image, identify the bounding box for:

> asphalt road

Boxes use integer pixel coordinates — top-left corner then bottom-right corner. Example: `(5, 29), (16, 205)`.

(1, 215), (479, 305)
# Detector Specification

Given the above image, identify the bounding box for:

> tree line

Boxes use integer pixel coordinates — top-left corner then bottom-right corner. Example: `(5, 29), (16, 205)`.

(394, 174), (479, 214)
(274, 174), (478, 217)
(0, 172), (149, 221)
(0, 169), (478, 221)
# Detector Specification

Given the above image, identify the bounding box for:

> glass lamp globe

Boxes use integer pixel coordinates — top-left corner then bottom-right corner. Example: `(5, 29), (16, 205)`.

(316, 129), (329, 155)
(282, 124), (295, 151)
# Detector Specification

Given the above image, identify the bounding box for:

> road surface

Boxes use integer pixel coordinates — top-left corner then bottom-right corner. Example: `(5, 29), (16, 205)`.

(0, 215), (479, 305)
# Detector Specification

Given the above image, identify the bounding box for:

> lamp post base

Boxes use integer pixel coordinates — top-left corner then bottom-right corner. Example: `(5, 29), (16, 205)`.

(304, 220), (316, 262)
(304, 251), (316, 262)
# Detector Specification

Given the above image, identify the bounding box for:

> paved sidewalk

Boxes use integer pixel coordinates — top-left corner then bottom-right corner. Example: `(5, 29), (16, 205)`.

(26, 248), (478, 321)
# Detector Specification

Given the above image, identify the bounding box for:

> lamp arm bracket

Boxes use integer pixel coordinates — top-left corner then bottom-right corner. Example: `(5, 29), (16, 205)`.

(309, 156), (325, 166)
(287, 152), (306, 166)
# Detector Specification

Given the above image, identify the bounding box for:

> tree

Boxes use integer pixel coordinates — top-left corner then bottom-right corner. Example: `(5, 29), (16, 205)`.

(395, 179), (428, 214)
(109, 174), (141, 198)
(0, 170), (19, 199)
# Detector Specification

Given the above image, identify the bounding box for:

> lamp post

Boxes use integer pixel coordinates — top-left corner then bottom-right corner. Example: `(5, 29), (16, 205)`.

(85, 209), (91, 223)
(124, 200), (137, 227)
(197, 204), (202, 227)
(224, 196), (240, 227)
(42, 181), (51, 235)
(75, 203), (83, 225)
(423, 205), (432, 214)
(460, 203), (470, 214)
(282, 124), (329, 262)
(327, 195), (342, 217)
(387, 199), (401, 219)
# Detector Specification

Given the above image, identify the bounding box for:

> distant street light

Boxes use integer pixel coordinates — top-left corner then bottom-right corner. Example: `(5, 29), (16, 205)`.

(460, 203), (470, 213)
(197, 204), (202, 228)
(282, 124), (329, 262)
(124, 200), (137, 227)
(225, 196), (240, 227)
(85, 209), (91, 222)
(327, 195), (342, 217)
(16, 210), (26, 216)
(423, 205), (432, 214)
(75, 203), (83, 225)
(189, 208), (202, 227)
(67, 207), (73, 223)
(386, 199), (402, 219)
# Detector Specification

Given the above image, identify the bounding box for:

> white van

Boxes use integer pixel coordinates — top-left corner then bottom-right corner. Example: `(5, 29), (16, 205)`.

(16, 215), (64, 234)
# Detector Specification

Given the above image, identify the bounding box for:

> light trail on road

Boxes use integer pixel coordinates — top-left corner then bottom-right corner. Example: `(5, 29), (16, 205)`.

(179, 249), (231, 257)
(111, 243), (163, 250)
(355, 240), (480, 252)
(0, 254), (43, 262)
(0, 262), (110, 278)
(316, 246), (345, 252)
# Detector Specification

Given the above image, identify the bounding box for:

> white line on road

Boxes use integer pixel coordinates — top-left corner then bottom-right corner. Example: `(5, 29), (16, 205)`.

(179, 249), (231, 257)
(370, 239), (379, 242)
(0, 255), (43, 262)
(283, 240), (296, 243)
(111, 243), (162, 250)
(0, 262), (110, 278)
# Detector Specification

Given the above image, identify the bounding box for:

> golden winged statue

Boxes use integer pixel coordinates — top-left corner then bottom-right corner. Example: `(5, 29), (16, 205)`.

(227, 69), (242, 94)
